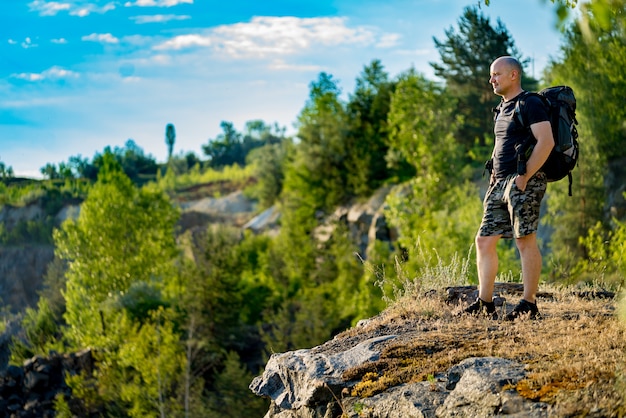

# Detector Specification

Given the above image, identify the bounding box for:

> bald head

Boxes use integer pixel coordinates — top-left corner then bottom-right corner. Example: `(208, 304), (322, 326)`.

(493, 56), (522, 76)
(489, 56), (523, 100)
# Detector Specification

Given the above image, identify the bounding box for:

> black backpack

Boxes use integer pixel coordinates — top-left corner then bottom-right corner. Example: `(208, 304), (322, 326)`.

(515, 86), (579, 195)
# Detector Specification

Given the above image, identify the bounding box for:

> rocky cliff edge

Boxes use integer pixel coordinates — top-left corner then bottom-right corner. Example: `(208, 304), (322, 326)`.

(250, 283), (625, 417)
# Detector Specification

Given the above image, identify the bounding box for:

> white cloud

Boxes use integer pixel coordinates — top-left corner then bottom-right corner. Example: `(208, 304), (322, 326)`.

(51, 38), (68, 44)
(212, 17), (375, 58)
(124, 0), (193, 7)
(27, 1), (115, 17)
(70, 3), (116, 17)
(82, 33), (120, 44)
(154, 34), (211, 50)
(153, 16), (397, 59)
(21, 37), (38, 49)
(268, 59), (321, 72)
(8, 39), (18, 45)
(131, 14), (191, 24)
(11, 66), (79, 82)
(395, 48), (431, 56)
(28, 0), (71, 16)
(376, 33), (401, 48)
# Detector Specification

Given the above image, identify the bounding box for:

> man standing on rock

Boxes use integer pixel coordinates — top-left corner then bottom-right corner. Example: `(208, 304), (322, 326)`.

(463, 56), (554, 320)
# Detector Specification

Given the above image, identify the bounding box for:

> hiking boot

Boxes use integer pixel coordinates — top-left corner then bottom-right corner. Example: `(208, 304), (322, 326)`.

(505, 299), (541, 321)
(462, 298), (498, 320)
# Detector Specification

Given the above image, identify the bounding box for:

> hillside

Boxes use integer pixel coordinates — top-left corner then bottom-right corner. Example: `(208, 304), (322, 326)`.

(251, 283), (626, 417)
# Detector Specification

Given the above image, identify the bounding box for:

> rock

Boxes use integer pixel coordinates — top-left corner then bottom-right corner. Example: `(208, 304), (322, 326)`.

(437, 357), (548, 417)
(343, 381), (448, 418)
(0, 349), (95, 417)
(312, 186), (396, 257)
(250, 335), (397, 410)
(0, 245), (54, 313)
(244, 206), (281, 233)
(251, 343), (550, 417)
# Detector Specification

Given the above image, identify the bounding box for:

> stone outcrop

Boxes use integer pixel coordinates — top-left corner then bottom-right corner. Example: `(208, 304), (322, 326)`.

(312, 186), (397, 257)
(250, 336), (549, 418)
(0, 349), (94, 418)
(251, 284), (597, 417)
(178, 190), (258, 231)
(0, 245), (54, 313)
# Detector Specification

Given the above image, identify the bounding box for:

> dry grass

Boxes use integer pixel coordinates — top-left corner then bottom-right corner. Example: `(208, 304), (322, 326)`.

(340, 284), (626, 416)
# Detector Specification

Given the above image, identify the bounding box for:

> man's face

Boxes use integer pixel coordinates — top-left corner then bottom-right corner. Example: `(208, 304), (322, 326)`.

(489, 60), (513, 97)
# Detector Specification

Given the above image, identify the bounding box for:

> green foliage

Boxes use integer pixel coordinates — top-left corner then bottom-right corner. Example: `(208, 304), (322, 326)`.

(0, 160), (14, 178)
(56, 152), (179, 348)
(235, 231), (283, 324)
(39, 256), (68, 318)
(344, 60), (396, 196)
(53, 393), (72, 418)
(10, 298), (63, 365)
(93, 140), (159, 184)
(118, 308), (185, 418)
(246, 140), (293, 208)
(572, 220), (626, 287)
(388, 68), (462, 183)
(384, 181), (483, 278)
(179, 225), (245, 338)
(0, 219), (54, 245)
(293, 72), (349, 210)
(113, 281), (170, 323)
(64, 371), (105, 416)
(542, 0), (625, 273)
(165, 123), (176, 161)
(202, 120), (286, 169)
(547, 0), (626, 163)
(207, 351), (268, 417)
(156, 162), (254, 193)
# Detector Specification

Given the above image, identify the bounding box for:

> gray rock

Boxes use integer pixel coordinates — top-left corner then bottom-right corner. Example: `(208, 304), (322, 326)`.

(343, 381), (448, 418)
(253, 347), (550, 418)
(250, 335), (397, 410)
(436, 357), (548, 417)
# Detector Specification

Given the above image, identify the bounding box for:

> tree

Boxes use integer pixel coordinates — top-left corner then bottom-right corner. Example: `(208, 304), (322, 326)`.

(40, 163), (59, 180)
(542, 0), (626, 271)
(91, 140), (159, 183)
(54, 152), (183, 414)
(431, 6), (535, 152)
(387, 69), (461, 184)
(202, 121), (244, 167)
(247, 140), (293, 208)
(165, 123), (176, 162)
(292, 72), (349, 210)
(68, 155), (98, 180)
(0, 160), (14, 179)
(344, 60), (395, 196)
(55, 151), (179, 347)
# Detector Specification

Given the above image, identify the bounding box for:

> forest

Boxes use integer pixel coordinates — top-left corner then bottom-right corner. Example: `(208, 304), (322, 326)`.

(1, 0), (625, 416)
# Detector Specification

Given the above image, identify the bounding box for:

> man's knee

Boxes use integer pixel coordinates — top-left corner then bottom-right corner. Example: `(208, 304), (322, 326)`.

(515, 233), (539, 253)
(476, 234), (498, 253)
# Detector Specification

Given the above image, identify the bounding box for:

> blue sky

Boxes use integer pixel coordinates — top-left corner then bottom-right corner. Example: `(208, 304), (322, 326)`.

(1, 0), (566, 178)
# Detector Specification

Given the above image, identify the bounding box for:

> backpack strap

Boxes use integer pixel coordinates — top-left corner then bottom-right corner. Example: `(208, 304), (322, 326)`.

(513, 91), (535, 128)
(492, 99), (504, 122)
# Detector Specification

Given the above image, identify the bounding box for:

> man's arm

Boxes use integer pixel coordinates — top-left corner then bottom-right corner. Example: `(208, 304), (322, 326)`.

(515, 120), (555, 191)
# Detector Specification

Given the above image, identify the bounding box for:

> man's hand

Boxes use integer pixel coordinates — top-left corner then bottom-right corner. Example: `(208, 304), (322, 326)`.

(515, 174), (528, 192)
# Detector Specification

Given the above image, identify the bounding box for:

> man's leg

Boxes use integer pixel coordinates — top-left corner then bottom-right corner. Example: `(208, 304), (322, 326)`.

(515, 232), (541, 304)
(475, 234), (501, 302)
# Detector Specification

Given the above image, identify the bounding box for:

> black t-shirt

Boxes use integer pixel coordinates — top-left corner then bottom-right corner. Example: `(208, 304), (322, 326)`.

(492, 92), (550, 179)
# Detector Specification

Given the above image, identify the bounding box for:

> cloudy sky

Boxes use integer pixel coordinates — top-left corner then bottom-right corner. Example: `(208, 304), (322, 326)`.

(1, 0), (566, 178)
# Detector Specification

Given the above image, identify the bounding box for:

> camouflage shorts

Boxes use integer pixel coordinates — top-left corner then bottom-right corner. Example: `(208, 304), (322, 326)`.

(478, 172), (547, 239)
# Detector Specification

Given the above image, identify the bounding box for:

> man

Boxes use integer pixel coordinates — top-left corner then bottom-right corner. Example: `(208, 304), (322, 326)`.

(464, 56), (554, 320)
